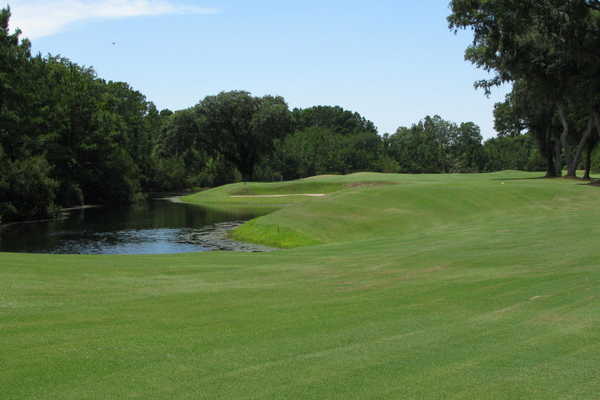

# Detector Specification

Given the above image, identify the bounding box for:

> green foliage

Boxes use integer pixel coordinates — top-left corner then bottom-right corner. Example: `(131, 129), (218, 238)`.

(0, 154), (58, 222)
(0, 10), (59, 221)
(90, 148), (143, 204)
(483, 135), (542, 172)
(450, 122), (487, 172)
(0, 8), (176, 218)
(0, 7), (33, 162)
(388, 115), (485, 173)
(193, 157), (242, 188)
(194, 91), (294, 180)
(252, 163), (283, 182)
(375, 155), (401, 173)
(156, 108), (203, 163)
(149, 157), (188, 192)
(56, 182), (84, 207)
(493, 94), (526, 137)
(154, 108), (244, 189)
(591, 146), (600, 173)
(269, 127), (344, 179)
(292, 105), (378, 135)
(342, 131), (385, 172)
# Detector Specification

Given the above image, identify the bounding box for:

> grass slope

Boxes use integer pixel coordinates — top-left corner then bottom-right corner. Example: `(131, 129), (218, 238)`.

(2, 171), (600, 399)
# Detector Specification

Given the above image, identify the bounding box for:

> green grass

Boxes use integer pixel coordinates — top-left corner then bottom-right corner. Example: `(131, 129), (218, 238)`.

(229, 181), (346, 196)
(2, 171), (600, 399)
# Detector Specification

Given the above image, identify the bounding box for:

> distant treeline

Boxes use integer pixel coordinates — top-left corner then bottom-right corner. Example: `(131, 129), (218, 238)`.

(0, 7), (596, 223)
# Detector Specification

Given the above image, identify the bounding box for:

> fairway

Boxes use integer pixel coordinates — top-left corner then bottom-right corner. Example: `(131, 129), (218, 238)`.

(2, 172), (600, 399)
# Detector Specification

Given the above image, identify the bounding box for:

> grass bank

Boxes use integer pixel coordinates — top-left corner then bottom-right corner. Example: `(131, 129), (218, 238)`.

(2, 171), (600, 399)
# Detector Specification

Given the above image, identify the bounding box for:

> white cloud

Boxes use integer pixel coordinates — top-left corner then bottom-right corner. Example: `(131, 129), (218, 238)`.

(3, 0), (218, 39)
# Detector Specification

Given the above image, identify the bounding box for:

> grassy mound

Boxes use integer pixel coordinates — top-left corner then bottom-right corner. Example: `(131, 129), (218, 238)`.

(186, 171), (590, 248)
(2, 171), (600, 399)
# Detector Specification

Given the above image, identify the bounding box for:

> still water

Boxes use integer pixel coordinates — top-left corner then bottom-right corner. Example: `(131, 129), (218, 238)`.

(0, 199), (264, 255)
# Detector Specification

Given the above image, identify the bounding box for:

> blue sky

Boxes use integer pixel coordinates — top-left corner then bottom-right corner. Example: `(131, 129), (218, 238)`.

(4, 0), (510, 137)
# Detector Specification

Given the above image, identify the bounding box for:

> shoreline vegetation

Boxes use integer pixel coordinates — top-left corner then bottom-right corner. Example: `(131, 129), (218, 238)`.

(176, 221), (276, 253)
(0, 192), (193, 230)
(0, 204), (102, 230)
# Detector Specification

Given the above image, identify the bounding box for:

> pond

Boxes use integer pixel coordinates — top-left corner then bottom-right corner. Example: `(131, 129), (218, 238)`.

(0, 198), (268, 255)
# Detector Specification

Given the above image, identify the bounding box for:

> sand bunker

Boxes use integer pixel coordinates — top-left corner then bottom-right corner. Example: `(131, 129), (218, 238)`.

(230, 194), (326, 198)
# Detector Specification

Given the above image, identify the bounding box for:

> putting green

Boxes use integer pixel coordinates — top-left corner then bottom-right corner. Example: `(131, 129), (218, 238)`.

(2, 171), (599, 399)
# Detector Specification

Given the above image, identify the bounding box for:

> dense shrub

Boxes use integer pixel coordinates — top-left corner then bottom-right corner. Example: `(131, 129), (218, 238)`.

(0, 156), (58, 222)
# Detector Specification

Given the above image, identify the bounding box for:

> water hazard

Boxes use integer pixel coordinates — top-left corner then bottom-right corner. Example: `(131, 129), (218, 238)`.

(0, 198), (269, 255)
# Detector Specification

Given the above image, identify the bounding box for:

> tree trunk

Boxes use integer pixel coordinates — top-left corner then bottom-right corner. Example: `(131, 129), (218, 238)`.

(545, 151), (556, 177)
(557, 105), (573, 177)
(569, 118), (594, 177)
(584, 144), (592, 180)
(543, 126), (556, 177)
(587, 110), (600, 180)
(238, 154), (257, 182)
(239, 165), (254, 182)
(553, 137), (563, 177)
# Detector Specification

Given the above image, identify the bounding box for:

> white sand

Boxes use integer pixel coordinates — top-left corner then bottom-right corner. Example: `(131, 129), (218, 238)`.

(230, 194), (326, 198)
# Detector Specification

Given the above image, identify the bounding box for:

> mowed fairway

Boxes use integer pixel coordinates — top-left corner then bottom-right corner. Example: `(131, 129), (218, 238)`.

(2, 171), (600, 399)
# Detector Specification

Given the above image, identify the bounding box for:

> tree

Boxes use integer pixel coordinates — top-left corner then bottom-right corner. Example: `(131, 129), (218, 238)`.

(153, 107), (227, 190)
(0, 7), (33, 161)
(0, 152), (58, 222)
(0, 8), (59, 221)
(482, 135), (541, 172)
(583, 129), (599, 179)
(388, 116), (484, 173)
(292, 105), (377, 135)
(502, 79), (563, 176)
(270, 127), (346, 179)
(493, 94), (526, 137)
(342, 130), (385, 172)
(450, 122), (486, 172)
(449, 0), (600, 177)
(192, 91), (293, 180)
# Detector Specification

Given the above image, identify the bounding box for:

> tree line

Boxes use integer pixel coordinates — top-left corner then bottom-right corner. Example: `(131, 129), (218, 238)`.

(1, 5), (597, 223)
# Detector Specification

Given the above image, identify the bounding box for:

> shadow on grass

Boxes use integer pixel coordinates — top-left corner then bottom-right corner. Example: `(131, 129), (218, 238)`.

(492, 175), (599, 183)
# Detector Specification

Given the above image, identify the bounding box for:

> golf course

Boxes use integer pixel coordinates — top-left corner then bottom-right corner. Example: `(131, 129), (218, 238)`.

(2, 171), (599, 399)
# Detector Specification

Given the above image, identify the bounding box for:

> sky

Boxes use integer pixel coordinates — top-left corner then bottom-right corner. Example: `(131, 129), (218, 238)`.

(3, 0), (510, 137)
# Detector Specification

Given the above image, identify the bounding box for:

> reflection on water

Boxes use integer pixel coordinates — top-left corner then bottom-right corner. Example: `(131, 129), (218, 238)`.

(0, 199), (266, 255)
